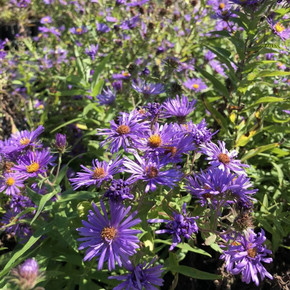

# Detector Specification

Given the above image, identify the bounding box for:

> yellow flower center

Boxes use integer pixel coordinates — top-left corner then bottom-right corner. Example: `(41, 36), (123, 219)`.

(231, 241), (241, 246)
(122, 72), (130, 77)
(116, 125), (131, 135)
(6, 177), (15, 186)
(20, 137), (30, 145)
(192, 84), (199, 89)
(163, 146), (177, 156)
(148, 134), (162, 148)
(218, 153), (230, 164)
(101, 227), (117, 241)
(26, 162), (40, 173)
(247, 247), (257, 258)
(92, 167), (106, 179)
(219, 3), (225, 9)
(274, 23), (285, 33)
(76, 28), (83, 33)
(146, 166), (159, 178)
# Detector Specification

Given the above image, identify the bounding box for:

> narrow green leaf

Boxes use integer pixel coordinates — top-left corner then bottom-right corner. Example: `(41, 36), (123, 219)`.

(241, 143), (279, 161)
(51, 118), (83, 133)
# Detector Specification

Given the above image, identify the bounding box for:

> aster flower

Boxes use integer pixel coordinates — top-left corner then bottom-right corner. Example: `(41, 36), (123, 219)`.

(179, 119), (215, 145)
(97, 22), (111, 33)
(70, 157), (122, 189)
(109, 258), (164, 290)
(148, 203), (199, 250)
(97, 87), (116, 106)
(77, 201), (141, 270)
(9, 258), (45, 290)
(9, 125), (44, 153)
(85, 44), (99, 60)
(98, 112), (150, 154)
(183, 78), (207, 92)
(123, 154), (182, 193)
(40, 16), (52, 24)
(143, 103), (164, 121)
(200, 141), (249, 175)
(162, 95), (196, 121)
(12, 150), (53, 179)
(0, 172), (25, 196)
(220, 229), (273, 286)
(209, 60), (226, 77)
(186, 168), (256, 208)
(70, 26), (88, 35)
(120, 15), (140, 30)
(112, 71), (131, 80)
(132, 79), (165, 97)
(55, 133), (67, 153)
(230, 0), (259, 5)
(104, 179), (134, 202)
(268, 18), (290, 41)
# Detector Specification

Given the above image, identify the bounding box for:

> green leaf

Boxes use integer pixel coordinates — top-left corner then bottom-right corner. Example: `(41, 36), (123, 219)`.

(91, 79), (104, 97)
(241, 143), (279, 161)
(58, 190), (98, 203)
(51, 118), (83, 133)
(91, 55), (110, 89)
(168, 265), (221, 280)
(196, 67), (229, 97)
(30, 187), (59, 225)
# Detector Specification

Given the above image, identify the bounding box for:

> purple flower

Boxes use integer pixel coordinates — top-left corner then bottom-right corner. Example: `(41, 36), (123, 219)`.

(220, 229), (273, 286)
(55, 133), (67, 153)
(209, 60), (226, 77)
(123, 154), (182, 193)
(132, 79), (165, 97)
(162, 95), (196, 121)
(143, 102), (164, 121)
(183, 78), (207, 92)
(70, 26), (88, 35)
(77, 201), (141, 270)
(200, 141), (249, 175)
(120, 15), (140, 30)
(9, 125), (44, 153)
(96, 22), (111, 33)
(125, 0), (149, 7)
(268, 19), (290, 41)
(186, 168), (256, 208)
(70, 157), (122, 189)
(9, 258), (44, 289)
(12, 150), (53, 179)
(98, 112), (150, 154)
(230, 0), (259, 5)
(0, 173), (25, 196)
(40, 16), (52, 24)
(148, 203), (199, 250)
(109, 258), (164, 290)
(104, 179), (134, 202)
(85, 44), (99, 60)
(178, 119), (215, 145)
(112, 71), (131, 80)
(97, 87), (116, 106)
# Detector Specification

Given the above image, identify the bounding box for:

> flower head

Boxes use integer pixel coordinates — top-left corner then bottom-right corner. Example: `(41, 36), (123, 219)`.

(97, 87), (116, 106)
(132, 79), (165, 97)
(268, 18), (289, 41)
(77, 201), (141, 270)
(0, 172), (25, 196)
(200, 140), (249, 175)
(220, 229), (273, 286)
(85, 44), (99, 60)
(70, 157), (122, 189)
(109, 258), (164, 290)
(183, 78), (207, 92)
(148, 203), (199, 250)
(104, 179), (134, 202)
(55, 133), (67, 153)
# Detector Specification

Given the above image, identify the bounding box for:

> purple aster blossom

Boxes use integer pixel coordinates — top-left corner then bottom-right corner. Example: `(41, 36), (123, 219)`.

(112, 80), (123, 92)
(204, 50), (216, 61)
(1, 208), (32, 243)
(12, 150), (53, 179)
(183, 78), (207, 92)
(220, 229), (273, 286)
(120, 15), (140, 30)
(125, 0), (149, 7)
(268, 18), (290, 41)
(97, 87), (116, 106)
(143, 103), (164, 121)
(176, 59), (195, 72)
(277, 62), (286, 70)
(0, 172), (25, 196)
(209, 60), (226, 77)
(200, 141), (249, 175)
(123, 154), (182, 193)
(132, 79), (165, 97)
(9, 258), (44, 290)
(70, 157), (122, 189)
(85, 44), (99, 61)
(38, 26), (61, 38)
(40, 16), (52, 24)
(148, 203), (198, 250)
(186, 168), (256, 208)
(98, 112), (150, 154)
(109, 258), (164, 290)
(178, 119), (215, 145)
(96, 22), (111, 33)
(162, 95), (196, 121)
(112, 71), (131, 80)
(282, 109), (290, 114)
(10, 0), (30, 7)
(55, 133), (67, 153)
(77, 201), (141, 270)
(265, 53), (275, 60)
(230, 0), (259, 5)
(9, 125), (44, 153)
(70, 26), (88, 35)
(104, 179), (134, 202)
(10, 193), (35, 212)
